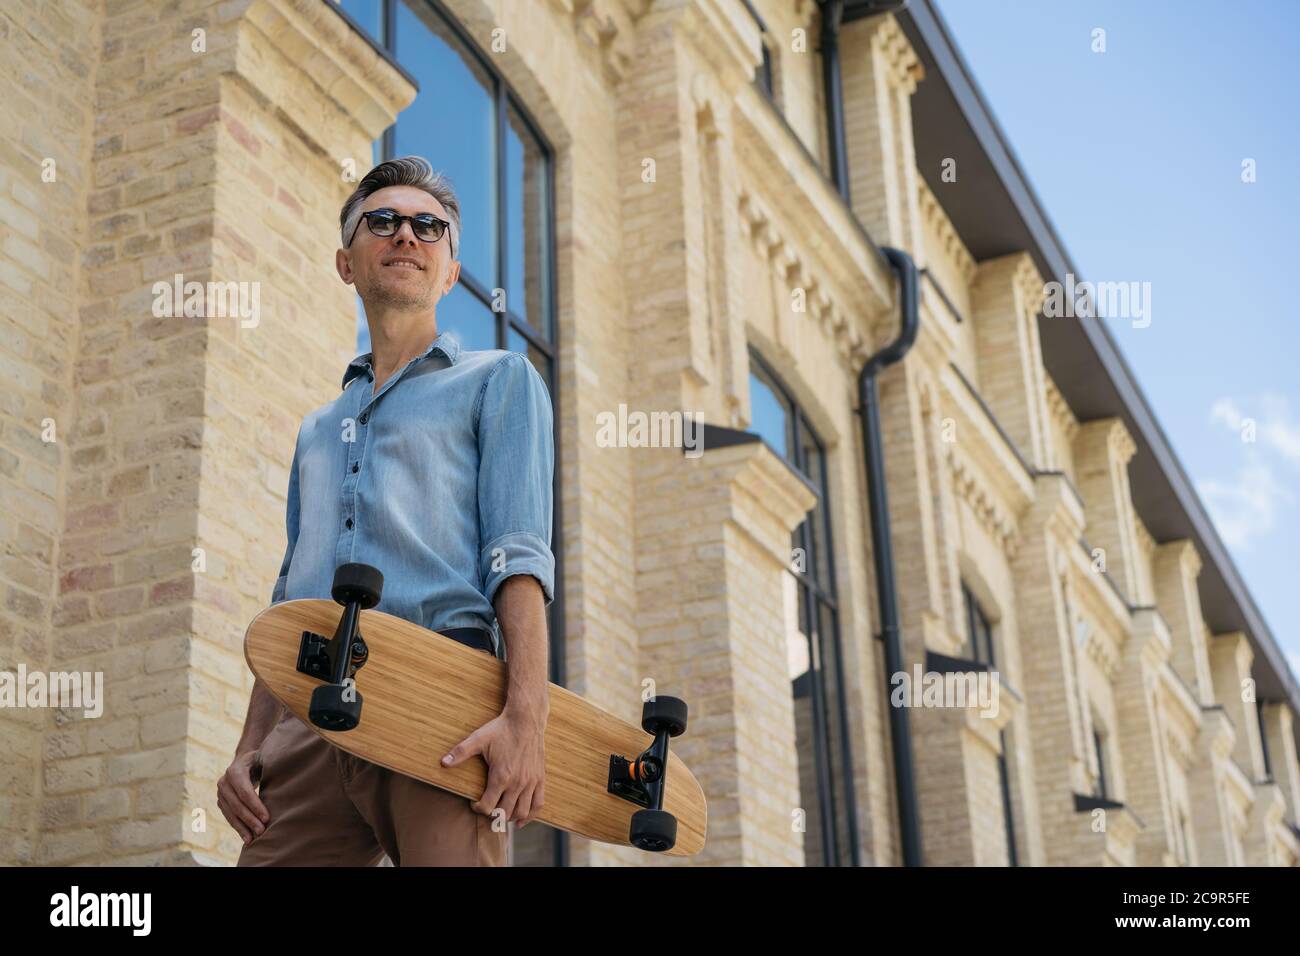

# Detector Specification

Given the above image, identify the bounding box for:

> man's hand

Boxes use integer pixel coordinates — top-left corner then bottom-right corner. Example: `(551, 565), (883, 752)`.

(442, 710), (546, 828)
(217, 750), (271, 844)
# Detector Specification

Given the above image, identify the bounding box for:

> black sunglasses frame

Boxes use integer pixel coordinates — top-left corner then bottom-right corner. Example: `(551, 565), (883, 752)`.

(349, 208), (453, 254)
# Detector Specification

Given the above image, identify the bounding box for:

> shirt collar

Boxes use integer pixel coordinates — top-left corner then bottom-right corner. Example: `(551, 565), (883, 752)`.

(342, 330), (462, 389)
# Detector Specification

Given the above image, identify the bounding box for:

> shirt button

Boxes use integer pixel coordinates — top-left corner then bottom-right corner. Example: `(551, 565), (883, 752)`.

(345, 518), (353, 529)
(352, 463), (359, 473)
(359, 413), (369, 425)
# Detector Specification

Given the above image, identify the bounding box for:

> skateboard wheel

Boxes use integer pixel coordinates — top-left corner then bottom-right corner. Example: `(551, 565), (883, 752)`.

(309, 681), (363, 731)
(630, 809), (677, 852)
(641, 696), (687, 737)
(331, 563), (383, 609)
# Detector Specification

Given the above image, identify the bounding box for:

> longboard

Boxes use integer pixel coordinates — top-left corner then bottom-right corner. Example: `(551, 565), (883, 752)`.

(243, 566), (706, 857)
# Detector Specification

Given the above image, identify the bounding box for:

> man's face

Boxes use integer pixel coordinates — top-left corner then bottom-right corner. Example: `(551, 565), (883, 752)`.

(336, 185), (460, 312)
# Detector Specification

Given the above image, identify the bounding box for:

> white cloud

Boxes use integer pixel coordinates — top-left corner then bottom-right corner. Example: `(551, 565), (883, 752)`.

(1209, 393), (1300, 464)
(1197, 461), (1291, 550)
(1257, 394), (1300, 464)
(1209, 397), (1244, 432)
(1202, 394), (1300, 549)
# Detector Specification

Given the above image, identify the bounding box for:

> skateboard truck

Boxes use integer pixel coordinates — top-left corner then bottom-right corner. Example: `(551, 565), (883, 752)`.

(300, 563), (384, 732)
(608, 696), (689, 852)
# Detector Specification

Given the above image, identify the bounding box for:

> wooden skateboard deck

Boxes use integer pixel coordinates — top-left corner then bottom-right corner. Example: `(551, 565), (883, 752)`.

(244, 598), (707, 856)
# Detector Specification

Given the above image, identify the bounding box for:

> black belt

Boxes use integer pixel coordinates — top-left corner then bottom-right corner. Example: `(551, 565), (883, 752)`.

(440, 626), (494, 655)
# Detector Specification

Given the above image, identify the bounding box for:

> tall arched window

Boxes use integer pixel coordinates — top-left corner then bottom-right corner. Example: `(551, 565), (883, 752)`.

(748, 351), (860, 866)
(335, 0), (564, 866)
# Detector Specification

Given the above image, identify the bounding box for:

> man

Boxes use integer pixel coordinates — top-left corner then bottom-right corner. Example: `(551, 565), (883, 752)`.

(217, 156), (554, 866)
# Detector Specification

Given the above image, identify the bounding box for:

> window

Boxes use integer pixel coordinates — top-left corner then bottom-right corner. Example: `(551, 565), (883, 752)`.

(1175, 808), (1191, 865)
(741, 1), (779, 108)
(964, 583), (994, 665)
(338, 0), (562, 867)
(1092, 728), (1109, 800)
(346, 0), (556, 379)
(750, 352), (859, 866)
(962, 583), (1018, 866)
(758, 38), (776, 101)
(1257, 700), (1273, 779)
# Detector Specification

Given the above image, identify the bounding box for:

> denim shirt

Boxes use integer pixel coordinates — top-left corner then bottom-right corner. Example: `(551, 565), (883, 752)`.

(270, 330), (555, 658)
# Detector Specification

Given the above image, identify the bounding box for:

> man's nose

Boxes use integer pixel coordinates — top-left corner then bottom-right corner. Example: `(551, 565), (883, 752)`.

(391, 220), (419, 245)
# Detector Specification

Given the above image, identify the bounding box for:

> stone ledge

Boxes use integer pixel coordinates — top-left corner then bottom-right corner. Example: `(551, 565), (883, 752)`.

(680, 0), (762, 95)
(238, 0), (417, 145)
(682, 424), (817, 566)
(1128, 606), (1173, 671)
(1028, 470), (1085, 539)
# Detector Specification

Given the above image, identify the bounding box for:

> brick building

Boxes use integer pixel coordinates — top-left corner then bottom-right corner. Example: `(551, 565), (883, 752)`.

(1, 0), (1297, 866)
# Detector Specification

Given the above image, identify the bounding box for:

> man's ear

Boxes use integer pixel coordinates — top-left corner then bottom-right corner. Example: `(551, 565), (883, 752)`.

(443, 258), (461, 294)
(336, 247), (354, 285)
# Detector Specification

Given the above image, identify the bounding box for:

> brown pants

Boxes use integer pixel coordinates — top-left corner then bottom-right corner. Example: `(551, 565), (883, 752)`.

(237, 708), (509, 867)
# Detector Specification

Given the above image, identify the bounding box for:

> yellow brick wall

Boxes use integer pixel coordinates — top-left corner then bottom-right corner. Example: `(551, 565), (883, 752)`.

(1, 0), (1296, 868)
(748, 0), (826, 168)
(0, 0), (101, 864)
(1, 0), (414, 865)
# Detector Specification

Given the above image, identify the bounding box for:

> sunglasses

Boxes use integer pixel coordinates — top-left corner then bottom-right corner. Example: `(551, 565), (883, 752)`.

(349, 207), (453, 253)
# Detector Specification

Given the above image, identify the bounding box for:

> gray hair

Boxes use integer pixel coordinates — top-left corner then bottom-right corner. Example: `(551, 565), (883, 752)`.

(339, 156), (460, 257)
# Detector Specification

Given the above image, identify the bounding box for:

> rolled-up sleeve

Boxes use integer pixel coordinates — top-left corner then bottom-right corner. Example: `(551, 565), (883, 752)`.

(475, 353), (555, 608)
(270, 427), (303, 606)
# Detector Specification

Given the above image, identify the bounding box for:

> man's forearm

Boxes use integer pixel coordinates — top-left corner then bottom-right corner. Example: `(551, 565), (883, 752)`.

(237, 680), (284, 757)
(494, 575), (550, 730)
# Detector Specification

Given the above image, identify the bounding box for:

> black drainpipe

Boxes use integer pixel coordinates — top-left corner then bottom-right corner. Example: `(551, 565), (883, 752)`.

(821, 0), (918, 867)
(859, 246), (922, 866)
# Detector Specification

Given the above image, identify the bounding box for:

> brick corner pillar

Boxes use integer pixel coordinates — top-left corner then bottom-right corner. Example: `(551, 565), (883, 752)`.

(839, 11), (925, 254)
(628, 437), (815, 866)
(1073, 417), (1141, 604)
(1114, 608), (1179, 865)
(1011, 471), (1088, 864)
(917, 676), (1021, 867)
(1188, 708), (1246, 866)
(1244, 780), (1286, 866)
(0, 0), (103, 865)
(38, 0), (414, 865)
(1208, 632), (1267, 780)
(1208, 633), (1282, 865)
(1153, 539), (1214, 706)
(970, 252), (1052, 470)
(1259, 701), (1300, 831)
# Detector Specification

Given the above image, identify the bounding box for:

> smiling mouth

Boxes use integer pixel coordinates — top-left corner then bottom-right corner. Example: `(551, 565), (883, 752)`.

(383, 260), (423, 270)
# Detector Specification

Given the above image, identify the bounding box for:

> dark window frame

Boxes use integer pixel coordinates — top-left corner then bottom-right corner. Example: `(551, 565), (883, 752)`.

(749, 349), (860, 867)
(1175, 807), (1192, 865)
(758, 39), (776, 101)
(741, 0), (778, 107)
(1256, 699), (1273, 779)
(962, 582), (1018, 866)
(1092, 727), (1109, 800)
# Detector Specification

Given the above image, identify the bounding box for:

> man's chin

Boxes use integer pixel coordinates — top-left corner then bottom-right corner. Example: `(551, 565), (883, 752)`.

(366, 282), (437, 311)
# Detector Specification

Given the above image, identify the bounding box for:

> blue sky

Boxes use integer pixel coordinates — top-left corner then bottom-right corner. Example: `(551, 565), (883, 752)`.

(933, 0), (1300, 678)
